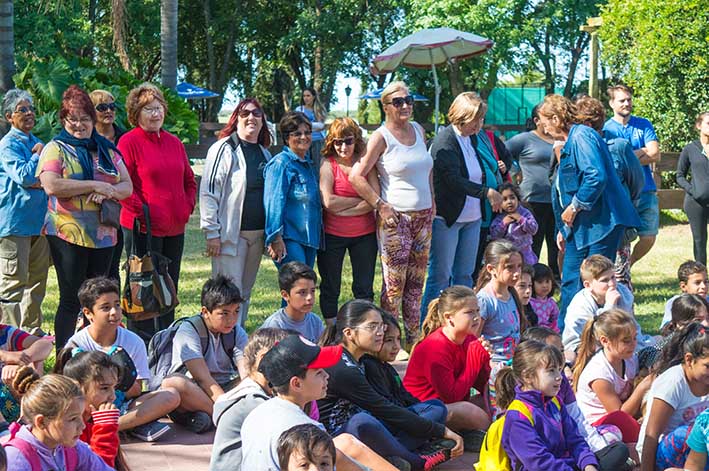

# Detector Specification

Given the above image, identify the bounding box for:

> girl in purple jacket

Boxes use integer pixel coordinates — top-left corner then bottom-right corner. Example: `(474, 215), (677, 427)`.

(500, 340), (599, 471)
(489, 183), (539, 265)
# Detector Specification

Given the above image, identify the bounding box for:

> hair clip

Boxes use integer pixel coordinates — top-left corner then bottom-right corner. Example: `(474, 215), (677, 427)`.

(71, 347), (85, 357)
(504, 358), (513, 367)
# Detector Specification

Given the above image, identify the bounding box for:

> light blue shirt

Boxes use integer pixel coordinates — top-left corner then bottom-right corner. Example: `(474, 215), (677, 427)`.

(260, 308), (325, 343)
(603, 116), (658, 192)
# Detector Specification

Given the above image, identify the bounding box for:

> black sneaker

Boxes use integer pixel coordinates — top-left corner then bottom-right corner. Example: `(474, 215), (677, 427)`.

(169, 410), (213, 434)
(385, 456), (412, 471)
(420, 449), (450, 470)
(128, 421), (171, 442)
(460, 429), (486, 453)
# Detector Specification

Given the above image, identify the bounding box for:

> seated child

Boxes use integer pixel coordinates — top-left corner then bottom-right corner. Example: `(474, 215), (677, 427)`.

(668, 407), (709, 471)
(661, 260), (709, 328)
(161, 275), (248, 433)
(489, 182), (538, 265)
(516, 265), (538, 327)
(261, 261), (325, 343)
(66, 276), (179, 441)
(277, 423), (336, 471)
(530, 263), (559, 332)
(572, 309), (652, 444)
(3, 374), (113, 471)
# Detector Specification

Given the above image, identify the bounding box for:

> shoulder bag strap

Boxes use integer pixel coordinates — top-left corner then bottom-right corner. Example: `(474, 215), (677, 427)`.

(142, 203), (153, 255)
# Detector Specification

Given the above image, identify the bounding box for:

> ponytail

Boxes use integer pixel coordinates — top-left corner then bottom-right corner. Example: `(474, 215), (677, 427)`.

(495, 367), (517, 411)
(415, 286), (477, 350)
(657, 322), (709, 375)
(573, 318), (599, 390)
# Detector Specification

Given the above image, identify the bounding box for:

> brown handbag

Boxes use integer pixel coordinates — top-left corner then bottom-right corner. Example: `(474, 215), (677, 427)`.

(121, 204), (179, 322)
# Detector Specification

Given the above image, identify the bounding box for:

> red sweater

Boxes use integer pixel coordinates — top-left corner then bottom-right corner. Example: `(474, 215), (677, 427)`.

(80, 408), (120, 467)
(118, 127), (197, 236)
(403, 328), (491, 403)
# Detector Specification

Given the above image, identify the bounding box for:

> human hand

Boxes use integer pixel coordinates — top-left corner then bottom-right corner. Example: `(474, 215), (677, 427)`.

(561, 205), (576, 226)
(379, 203), (399, 227)
(637, 373), (655, 393)
(0, 350), (31, 366)
(497, 160), (507, 174)
(87, 192), (108, 204)
(267, 237), (287, 262)
(1, 364), (21, 385)
(478, 336), (493, 357)
(93, 181), (115, 198)
(487, 188), (503, 212)
(503, 215), (516, 225)
(206, 238), (221, 257)
(31, 142), (44, 155)
(605, 288), (621, 307)
(556, 231), (566, 251)
(583, 466), (598, 471)
(91, 402), (119, 413)
(443, 428), (464, 458)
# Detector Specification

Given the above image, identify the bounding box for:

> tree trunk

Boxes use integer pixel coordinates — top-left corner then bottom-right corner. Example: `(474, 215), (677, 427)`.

(448, 61), (464, 97)
(112, 0), (131, 73)
(202, 0), (217, 120)
(0, 0), (14, 93)
(563, 34), (590, 98)
(161, 0), (178, 89)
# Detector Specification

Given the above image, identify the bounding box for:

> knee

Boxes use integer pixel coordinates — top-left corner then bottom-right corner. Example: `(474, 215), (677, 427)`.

(159, 387), (181, 409)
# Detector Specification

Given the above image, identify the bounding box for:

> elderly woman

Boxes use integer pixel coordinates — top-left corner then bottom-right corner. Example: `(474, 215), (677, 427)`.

(90, 89), (126, 287)
(539, 94), (639, 324)
(0, 89), (50, 334)
(118, 83), (196, 341)
(317, 117), (378, 324)
(420, 92), (503, 321)
(350, 81), (434, 348)
(37, 85), (132, 349)
(264, 112), (322, 268)
(200, 98), (272, 327)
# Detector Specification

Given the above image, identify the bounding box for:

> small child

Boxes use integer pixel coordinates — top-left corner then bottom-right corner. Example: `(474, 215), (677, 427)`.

(261, 261), (325, 343)
(673, 407), (709, 471)
(530, 263), (560, 332)
(277, 423), (336, 471)
(661, 260), (709, 328)
(3, 374), (113, 471)
(489, 183), (538, 265)
(515, 265), (538, 327)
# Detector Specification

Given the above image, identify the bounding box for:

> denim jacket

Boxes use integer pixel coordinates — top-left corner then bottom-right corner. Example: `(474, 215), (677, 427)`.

(263, 146), (322, 248)
(551, 124), (640, 250)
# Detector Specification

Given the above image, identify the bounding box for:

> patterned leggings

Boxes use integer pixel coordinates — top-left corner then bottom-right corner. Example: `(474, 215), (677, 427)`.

(378, 208), (433, 345)
(656, 424), (709, 470)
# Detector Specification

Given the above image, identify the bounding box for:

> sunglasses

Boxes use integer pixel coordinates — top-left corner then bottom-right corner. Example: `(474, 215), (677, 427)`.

(238, 108), (264, 118)
(290, 131), (312, 138)
(14, 106), (36, 115)
(96, 103), (116, 112)
(333, 137), (355, 146)
(386, 96), (414, 108)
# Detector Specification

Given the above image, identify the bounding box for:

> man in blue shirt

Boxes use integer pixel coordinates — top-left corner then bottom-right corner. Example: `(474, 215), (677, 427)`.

(602, 84), (660, 267)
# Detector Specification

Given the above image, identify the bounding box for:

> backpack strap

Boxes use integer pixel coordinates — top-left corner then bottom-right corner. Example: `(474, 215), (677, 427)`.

(64, 446), (79, 471)
(221, 328), (238, 370)
(184, 314), (210, 357)
(4, 423), (41, 471)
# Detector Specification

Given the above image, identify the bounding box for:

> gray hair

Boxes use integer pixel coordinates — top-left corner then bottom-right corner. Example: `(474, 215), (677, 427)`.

(2, 89), (33, 118)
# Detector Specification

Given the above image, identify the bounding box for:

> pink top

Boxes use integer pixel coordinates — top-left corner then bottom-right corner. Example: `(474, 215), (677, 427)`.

(323, 157), (375, 237)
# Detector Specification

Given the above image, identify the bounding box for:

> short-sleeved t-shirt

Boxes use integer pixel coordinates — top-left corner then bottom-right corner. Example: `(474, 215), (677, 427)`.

(477, 285), (521, 363)
(602, 116), (658, 193)
(169, 320), (248, 384)
(637, 364), (709, 456)
(687, 408), (709, 453)
(67, 327), (151, 380)
(504, 131), (554, 203)
(0, 324), (30, 352)
(260, 308), (325, 343)
(576, 350), (638, 423)
(36, 141), (123, 248)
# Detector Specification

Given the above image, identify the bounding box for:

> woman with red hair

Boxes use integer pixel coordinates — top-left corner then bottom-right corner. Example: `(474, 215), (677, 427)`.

(37, 85), (133, 350)
(199, 98), (272, 327)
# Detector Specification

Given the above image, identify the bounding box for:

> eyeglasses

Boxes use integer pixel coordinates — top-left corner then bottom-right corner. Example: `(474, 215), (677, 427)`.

(141, 106), (164, 115)
(65, 116), (93, 125)
(238, 108), (264, 118)
(386, 96), (414, 108)
(96, 103), (116, 112)
(353, 322), (388, 333)
(290, 131), (312, 138)
(14, 106), (36, 115)
(333, 137), (355, 147)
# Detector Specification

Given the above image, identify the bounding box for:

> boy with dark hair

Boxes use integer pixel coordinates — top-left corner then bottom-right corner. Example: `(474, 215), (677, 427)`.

(277, 423), (336, 471)
(660, 260), (709, 328)
(261, 261), (325, 342)
(67, 276), (180, 442)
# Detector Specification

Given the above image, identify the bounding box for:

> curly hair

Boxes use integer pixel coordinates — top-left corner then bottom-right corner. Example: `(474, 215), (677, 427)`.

(574, 96), (606, 132)
(321, 117), (365, 159)
(59, 85), (96, 125)
(125, 82), (167, 127)
(538, 94), (577, 132)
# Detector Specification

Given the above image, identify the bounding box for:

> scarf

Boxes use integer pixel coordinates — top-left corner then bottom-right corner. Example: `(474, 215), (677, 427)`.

(54, 128), (119, 180)
(474, 131), (503, 228)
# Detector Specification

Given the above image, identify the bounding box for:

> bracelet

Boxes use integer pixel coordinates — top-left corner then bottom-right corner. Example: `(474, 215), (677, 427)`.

(374, 197), (383, 207)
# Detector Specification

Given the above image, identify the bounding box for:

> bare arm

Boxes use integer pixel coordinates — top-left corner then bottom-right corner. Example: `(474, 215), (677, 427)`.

(635, 140), (660, 165)
(20, 336), (53, 363)
(184, 358), (224, 402)
(640, 398), (674, 471)
(320, 160), (361, 212)
(350, 131), (386, 207)
(111, 159), (133, 200)
(590, 374), (651, 418)
(39, 171), (111, 198)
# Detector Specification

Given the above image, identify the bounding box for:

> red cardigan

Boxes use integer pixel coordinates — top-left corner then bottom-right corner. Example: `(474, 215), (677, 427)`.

(403, 328), (491, 403)
(81, 408), (120, 467)
(117, 127), (197, 236)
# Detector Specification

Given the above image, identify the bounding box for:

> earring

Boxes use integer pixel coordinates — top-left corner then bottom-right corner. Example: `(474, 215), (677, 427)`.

(449, 320), (455, 328)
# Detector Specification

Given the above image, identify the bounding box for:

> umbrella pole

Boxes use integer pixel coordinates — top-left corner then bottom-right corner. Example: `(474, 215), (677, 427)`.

(431, 62), (440, 134)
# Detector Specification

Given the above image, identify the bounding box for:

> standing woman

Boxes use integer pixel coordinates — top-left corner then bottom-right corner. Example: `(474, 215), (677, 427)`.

(538, 94), (639, 323)
(317, 117), (379, 325)
(677, 112), (709, 266)
(118, 83), (197, 342)
(420, 92), (503, 319)
(37, 85), (132, 349)
(89, 90), (126, 287)
(296, 87), (327, 169)
(505, 104), (559, 277)
(264, 112), (321, 268)
(350, 81), (434, 349)
(200, 98), (272, 328)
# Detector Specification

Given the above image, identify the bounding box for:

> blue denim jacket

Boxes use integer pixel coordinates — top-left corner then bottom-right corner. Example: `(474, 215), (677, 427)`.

(551, 124), (640, 250)
(0, 127), (47, 237)
(264, 146), (322, 248)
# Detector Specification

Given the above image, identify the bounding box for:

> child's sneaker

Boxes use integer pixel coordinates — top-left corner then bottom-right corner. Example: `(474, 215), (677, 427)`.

(169, 410), (213, 434)
(385, 456), (412, 471)
(421, 449), (451, 470)
(128, 420), (171, 442)
(460, 429), (486, 452)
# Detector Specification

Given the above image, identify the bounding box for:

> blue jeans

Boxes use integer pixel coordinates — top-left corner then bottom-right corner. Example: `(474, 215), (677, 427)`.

(421, 217), (482, 323)
(392, 400), (448, 450)
(276, 239), (317, 268)
(559, 225), (624, 329)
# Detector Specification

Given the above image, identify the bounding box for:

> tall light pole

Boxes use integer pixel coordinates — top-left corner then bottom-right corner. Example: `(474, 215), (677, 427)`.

(345, 84), (352, 117)
(580, 17), (603, 99)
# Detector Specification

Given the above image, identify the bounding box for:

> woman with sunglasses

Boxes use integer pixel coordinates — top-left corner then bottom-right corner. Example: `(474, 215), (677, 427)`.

(200, 98), (272, 327)
(317, 117), (378, 326)
(264, 111), (321, 268)
(350, 81), (434, 350)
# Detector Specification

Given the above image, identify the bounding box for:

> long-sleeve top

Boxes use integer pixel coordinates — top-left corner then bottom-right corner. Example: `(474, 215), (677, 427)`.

(607, 138), (645, 204)
(317, 348), (446, 439)
(489, 205), (538, 264)
(677, 140), (709, 206)
(557, 375), (610, 452)
(0, 127), (47, 237)
(361, 354), (419, 408)
(403, 328), (490, 403)
(117, 126), (196, 236)
(502, 386), (599, 471)
(81, 408), (120, 467)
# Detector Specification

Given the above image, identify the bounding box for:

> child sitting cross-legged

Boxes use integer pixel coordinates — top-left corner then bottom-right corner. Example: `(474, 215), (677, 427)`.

(66, 276), (179, 442)
(277, 423), (337, 471)
(661, 260), (709, 329)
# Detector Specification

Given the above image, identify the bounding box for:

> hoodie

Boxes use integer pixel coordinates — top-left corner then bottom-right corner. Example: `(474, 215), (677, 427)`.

(501, 386), (598, 471)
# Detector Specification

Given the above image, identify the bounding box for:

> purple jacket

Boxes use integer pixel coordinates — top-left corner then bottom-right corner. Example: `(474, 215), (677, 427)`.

(502, 386), (598, 471)
(489, 206), (538, 264)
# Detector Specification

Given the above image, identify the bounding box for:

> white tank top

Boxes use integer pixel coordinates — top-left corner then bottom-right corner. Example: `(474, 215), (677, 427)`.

(376, 124), (433, 211)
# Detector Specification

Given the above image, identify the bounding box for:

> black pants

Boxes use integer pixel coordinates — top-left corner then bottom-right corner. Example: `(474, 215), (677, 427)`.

(595, 441), (631, 470)
(47, 236), (113, 350)
(529, 202), (560, 277)
(123, 228), (184, 343)
(685, 195), (709, 266)
(316, 232), (377, 319)
(108, 228), (124, 290)
(473, 227), (489, 285)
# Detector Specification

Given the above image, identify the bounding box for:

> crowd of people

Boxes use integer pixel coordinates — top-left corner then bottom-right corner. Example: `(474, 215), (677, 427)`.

(0, 78), (706, 471)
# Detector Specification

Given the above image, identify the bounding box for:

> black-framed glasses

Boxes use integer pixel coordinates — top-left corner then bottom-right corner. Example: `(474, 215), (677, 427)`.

(14, 106), (36, 115)
(290, 131), (312, 138)
(238, 108), (264, 118)
(96, 103), (116, 112)
(386, 96), (414, 108)
(333, 137), (355, 146)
